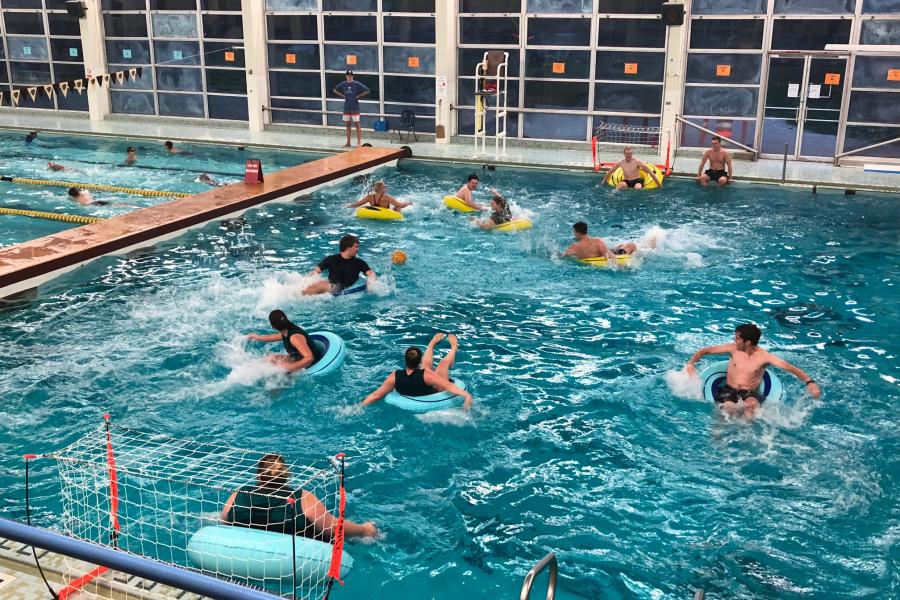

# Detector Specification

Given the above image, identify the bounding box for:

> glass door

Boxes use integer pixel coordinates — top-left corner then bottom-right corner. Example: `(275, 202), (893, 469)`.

(799, 57), (846, 159)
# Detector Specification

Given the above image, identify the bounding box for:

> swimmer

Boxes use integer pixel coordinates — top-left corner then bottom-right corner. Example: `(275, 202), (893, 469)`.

(453, 174), (487, 211)
(25, 131), (37, 144)
(471, 189), (510, 230)
(48, 162), (67, 171)
(221, 453), (377, 539)
(197, 173), (225, 187)
(696, 136), (733, 187)
(562, 222), (646, 261)
(346, 180), (411, 211)
(685, 323), (822, 419)
(123, 146), (137, 166)
(601, 146), (662, 190)
(246, 309), (322, 372)
(67, 187), (109, 206)
(303, 234), (377, 296)
(362, 333), (474, 410)
(164, 140), (191, 155)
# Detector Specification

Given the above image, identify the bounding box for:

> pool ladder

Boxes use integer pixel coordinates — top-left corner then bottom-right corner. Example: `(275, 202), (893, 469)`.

(519, 553), (557, 600)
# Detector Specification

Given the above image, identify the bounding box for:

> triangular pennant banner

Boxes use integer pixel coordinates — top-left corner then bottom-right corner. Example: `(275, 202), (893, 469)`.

(128, 67), (137, 81)
(115, 71), (125, 85)
(87, 75), (96, 87)
(43, 84), (54, 99)
(11, 90), (21, 105)
(58, 81), (69, 97)
(74, 79), (84, 94)
(136, 66), (143, 79)
(102, 74), (111, 86)
(26, 87), (38, 102)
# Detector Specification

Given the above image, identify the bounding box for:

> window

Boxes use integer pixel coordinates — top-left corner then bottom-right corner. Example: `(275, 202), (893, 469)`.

(103, 14), (148, 38)
(596, 51), (665, 82)
(524, 80), (589, 109)
(860, 20), (900, 45)
(202, 14), (243, 39)
(525, 49), (591, 79)
(690, 19), (764, 49)
(323, 16), (377, 42)
(771, 19), (851, 49)
(598, 19), (666, 48)
(4, 12), (45, 35)
(267, 15), (317, 41)
(598, 0), (663, 13)
(774, 0), (853, 13)
(527, 18), (591, 46)
(459, 17), (520, 45)
(691, 0), (766, 14)
(686, 53), (761, 84)
(848, 91), (900, 123)
(683, 86), (759, 117)
(460, 0), (520, 11)
(383, 16), (434, 44)
(595, 83), (663, 113)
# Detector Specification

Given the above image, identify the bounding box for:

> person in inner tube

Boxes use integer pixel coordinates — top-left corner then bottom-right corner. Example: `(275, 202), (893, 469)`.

(471, 190), (511, 230)
(303, 234), (377, 296)
(361, 333), (474, 410)
(246, 309), (322, 372)
(346, 180), (412, 212)
(686, 323), (822, 419)
(600, 146), (662, 191)
(453, 173), (488, 211)
(561, 222), (651, 261)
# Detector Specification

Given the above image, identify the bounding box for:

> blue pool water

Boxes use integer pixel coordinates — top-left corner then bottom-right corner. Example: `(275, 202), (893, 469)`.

(0, 142), (898, 599)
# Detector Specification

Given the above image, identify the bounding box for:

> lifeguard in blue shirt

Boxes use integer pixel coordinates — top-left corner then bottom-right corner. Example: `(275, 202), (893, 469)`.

(333, 70), (371, 147)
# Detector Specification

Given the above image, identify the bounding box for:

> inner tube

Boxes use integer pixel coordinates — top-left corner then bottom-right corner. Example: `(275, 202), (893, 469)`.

(340, 276), (368, 296)
(494, 218), (533, 232)
(699, 360), (784, 404)
(578, 254), (632, 267)
(443, 195), (479, 213)
(305, 331), (347, 376)
(355, 205), (404, 221)
(607, 163), (665, 190)
(187, 525), (353, 594)
(384, 378), (468, 413)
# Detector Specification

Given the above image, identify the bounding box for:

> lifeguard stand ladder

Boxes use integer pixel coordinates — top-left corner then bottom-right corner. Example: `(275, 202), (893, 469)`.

(474, 51), (509, 158)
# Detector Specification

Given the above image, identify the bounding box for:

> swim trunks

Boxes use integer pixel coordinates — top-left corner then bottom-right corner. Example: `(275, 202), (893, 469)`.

(715, 382), (763, 404)
(625, 178), (643, 188)
(705, 169), (728, 181)
(613, 248), (628, 255)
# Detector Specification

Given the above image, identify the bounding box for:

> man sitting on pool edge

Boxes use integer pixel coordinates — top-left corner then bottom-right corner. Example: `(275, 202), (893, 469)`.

(362, 333), (474, 410)
(685, 323), (821, 419)
(303, 234), (377, 296)
(562, 222), (645, 261)
(247, 309), (322, 372)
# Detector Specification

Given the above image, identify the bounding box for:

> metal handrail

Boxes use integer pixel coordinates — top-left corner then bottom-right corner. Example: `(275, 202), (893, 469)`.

(675, 115), (758, 160)
(519, 552), (558, 600)
(833, 133), (900, 165)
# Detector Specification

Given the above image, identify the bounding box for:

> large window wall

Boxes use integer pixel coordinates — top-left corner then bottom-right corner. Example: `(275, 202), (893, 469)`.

(103, 0), (247, 120)
(0, 0), (87, 111)
(267, 0), (436, 133)
(456, 0), (666, 143)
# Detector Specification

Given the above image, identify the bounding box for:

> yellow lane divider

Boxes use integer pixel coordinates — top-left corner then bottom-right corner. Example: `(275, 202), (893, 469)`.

(1, 176), (190, 198)
(0, 207), (103, 225)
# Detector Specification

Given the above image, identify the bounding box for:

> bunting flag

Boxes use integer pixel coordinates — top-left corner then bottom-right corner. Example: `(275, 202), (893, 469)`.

(11, 90), (21, 105)
(43, 84), (54, 99)
(128, 67), (137, 81)
(58, 81), (69, 97)
(102, 73), (111, 86)
(115, 71), (125, 85)
(26, 87), (38, 102)
(136, 66), (143, 79)
(74, 79), (84, 94)
(87, 75), (96, 87)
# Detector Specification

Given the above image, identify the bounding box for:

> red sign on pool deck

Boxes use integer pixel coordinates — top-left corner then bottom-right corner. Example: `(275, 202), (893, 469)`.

(244, 160), (264, 184)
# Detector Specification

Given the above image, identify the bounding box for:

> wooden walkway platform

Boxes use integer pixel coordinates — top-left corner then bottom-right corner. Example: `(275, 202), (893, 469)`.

(0, 146), (409, 299)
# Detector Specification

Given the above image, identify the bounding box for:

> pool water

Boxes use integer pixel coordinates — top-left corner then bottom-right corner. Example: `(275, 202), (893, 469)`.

(0, 149), (898, 599)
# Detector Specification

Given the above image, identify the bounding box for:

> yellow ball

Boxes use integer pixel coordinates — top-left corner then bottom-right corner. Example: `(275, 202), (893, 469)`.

(391, 250), (407, 265)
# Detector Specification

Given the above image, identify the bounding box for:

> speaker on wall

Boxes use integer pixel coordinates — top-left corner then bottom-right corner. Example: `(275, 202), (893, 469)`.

(65, 0), (87, 19)
(661, 2), (685, 26)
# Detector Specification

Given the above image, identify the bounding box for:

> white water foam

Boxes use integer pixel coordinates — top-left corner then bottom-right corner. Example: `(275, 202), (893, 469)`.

(664, 367), (704, 401)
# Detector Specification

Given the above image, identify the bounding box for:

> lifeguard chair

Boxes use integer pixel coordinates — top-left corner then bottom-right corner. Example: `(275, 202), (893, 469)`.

(473, 50), (509, 158)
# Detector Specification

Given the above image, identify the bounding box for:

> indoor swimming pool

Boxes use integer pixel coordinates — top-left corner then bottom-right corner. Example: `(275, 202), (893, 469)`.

(0, 138), (897, 599)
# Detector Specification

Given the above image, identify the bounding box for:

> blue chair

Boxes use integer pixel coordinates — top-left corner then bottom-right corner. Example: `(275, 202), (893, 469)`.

(392, 110), (417, 143)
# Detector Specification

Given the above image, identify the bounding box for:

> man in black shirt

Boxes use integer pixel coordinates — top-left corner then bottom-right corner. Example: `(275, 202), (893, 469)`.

(303, 234), (377, 295)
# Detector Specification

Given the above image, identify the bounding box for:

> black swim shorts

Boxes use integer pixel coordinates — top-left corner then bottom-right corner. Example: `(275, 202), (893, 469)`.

(625, 178), (643, 188)
(705, 169), (728, 181)
(613, 248), (628, 256)
(715, 383), (763, 404)
(328, 282), (347, 296)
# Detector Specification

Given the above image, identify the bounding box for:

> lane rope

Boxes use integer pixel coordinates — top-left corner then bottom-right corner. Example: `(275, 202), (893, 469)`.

(0, 206), (103, 224)
(1, 175), (189, 198)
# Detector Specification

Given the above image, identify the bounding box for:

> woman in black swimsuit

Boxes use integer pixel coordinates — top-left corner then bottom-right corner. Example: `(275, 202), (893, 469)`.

(346, 180), (412, 212)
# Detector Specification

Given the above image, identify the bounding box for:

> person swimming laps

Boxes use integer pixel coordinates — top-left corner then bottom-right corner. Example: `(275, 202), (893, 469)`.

(472, 190), (511, 230)
(247, 309), (323, 372)
(562, 222), (644, 260)
(685, 323), (822, 418)
(303, 234), (377, 296)
(362, 333), (474, 410)
(220, 453), (377, 540)
(346, 180), (411, 212)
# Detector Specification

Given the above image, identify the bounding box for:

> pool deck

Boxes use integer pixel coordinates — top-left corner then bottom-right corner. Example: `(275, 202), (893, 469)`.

(1, 112), (899, 192)
(0, 145), (408, 299)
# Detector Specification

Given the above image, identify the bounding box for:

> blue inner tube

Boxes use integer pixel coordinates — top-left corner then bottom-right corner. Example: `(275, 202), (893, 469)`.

(384, 378), (467, 413)
(699, 360), (784, 404)
(305, 331), (346, 376)
(340, 276), (368, 296)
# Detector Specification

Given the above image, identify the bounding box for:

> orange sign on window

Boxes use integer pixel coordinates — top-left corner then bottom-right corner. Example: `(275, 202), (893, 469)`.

(408, 56), (420, 68)
(716, 64), (731, 77)
(285, 53), (296, 64)
(224, 51), (235, 62)
(824, 72), (841, 85)
(346, 54), (357, 65)
(552, 62), (565, 74)
(888, 69), (900, 81)
(624, 63), (638, 74)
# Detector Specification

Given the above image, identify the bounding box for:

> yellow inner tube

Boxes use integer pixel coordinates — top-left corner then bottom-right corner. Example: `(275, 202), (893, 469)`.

(494, 218), (533, 233)
(606, 164), (664, 190)
(578, 254), (632, 267)
(355, 205), (404, 221)
(444, 195), (479, 213)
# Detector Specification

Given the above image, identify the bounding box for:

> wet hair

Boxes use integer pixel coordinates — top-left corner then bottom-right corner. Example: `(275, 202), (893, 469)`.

(573, 222), (588, 235)
(404, 346), (423, 369)
(735, 323), (761, 346)
(127, 146), (136, 153)
(339, 234), (359, 252)
(256, 453), (289, 492)
(373, 180), (385, 191)
(493, 195), (507, 210)
(268, 309), (292, 331)
(67, 187), (80, 198)
(467, 174), (479, 183)
(711, 135), (722, 143)
(164, 141), (174, 149)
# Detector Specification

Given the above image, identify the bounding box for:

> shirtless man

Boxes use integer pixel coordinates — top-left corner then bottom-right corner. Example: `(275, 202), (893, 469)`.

(562, 222), (639, 260)
(48, 162), (67, 171)
(453, 174), (487, 211)
(164, 140), (189, 154)
(696, 136), (733, 186)
(685, 323), (821, 418)
(601, 147), (662, 191)
(123, 146), (137, 166)
(346, 180), (411, 211)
